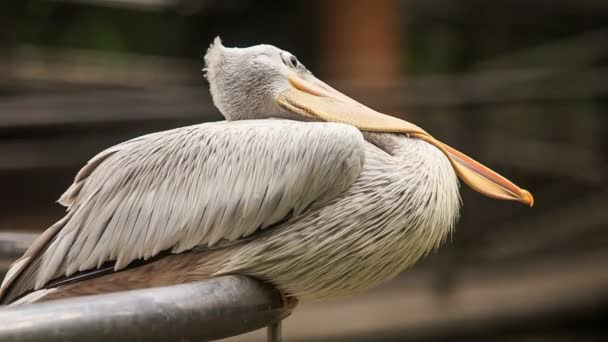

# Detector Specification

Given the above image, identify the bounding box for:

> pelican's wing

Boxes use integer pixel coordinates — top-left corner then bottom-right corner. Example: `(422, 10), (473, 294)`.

(1, 120), (365, 303)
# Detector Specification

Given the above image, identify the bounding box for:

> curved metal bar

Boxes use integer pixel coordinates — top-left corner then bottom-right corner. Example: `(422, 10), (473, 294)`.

(0, 276), (289, 342)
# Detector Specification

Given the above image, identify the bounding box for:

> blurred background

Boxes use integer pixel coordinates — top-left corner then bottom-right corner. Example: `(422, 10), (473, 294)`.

(0, 0), (607, 341)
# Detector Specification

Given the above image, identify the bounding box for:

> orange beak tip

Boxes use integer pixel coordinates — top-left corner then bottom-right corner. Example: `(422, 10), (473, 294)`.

(522, 189), (534, 207)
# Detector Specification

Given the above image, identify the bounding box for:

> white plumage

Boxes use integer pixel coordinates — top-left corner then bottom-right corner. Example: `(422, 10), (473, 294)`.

(0, 38), (531, 305)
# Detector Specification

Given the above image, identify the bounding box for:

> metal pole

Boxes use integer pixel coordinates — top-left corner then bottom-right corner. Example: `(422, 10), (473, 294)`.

(267, 320), (282, 342)
(0, 276), (292, 342)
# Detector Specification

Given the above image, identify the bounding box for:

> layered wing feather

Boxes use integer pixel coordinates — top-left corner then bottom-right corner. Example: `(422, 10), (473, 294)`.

(1, 120), (365, 303)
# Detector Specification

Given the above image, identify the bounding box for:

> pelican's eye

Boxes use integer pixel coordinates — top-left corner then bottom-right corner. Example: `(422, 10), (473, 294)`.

(281, 52), (300, 69)
(289, 55), (299, 68)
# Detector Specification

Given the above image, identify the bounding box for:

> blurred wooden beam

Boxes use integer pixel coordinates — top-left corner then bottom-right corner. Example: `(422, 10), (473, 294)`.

(476, 29), (608, 70)
(318, 0), (402, 86)
(0, 87), (220, 128)
(341, 68), (608, 109)
(0, 46), (200, 89)
(474, 191), (608, 261)
(1, 66), (607, 129)
(410, 0), (608, 16)
(481, 133), (605, 184)
(49, 0), (175, 11)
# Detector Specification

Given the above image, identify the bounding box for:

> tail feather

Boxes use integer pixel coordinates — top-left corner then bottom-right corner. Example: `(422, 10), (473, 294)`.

(0, 214), (71, 305)
(3, 249), (222, 305)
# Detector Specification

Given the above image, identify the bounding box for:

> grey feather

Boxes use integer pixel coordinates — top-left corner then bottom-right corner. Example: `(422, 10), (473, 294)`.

(0, 120), (365, 302)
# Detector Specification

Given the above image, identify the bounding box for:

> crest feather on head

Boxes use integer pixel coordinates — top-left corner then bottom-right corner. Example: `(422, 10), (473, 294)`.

(203, 36), (225, 81)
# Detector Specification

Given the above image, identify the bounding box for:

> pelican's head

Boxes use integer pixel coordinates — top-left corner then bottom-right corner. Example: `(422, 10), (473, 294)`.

(204, 38), (534, 207)
(204, 37), (309, 121)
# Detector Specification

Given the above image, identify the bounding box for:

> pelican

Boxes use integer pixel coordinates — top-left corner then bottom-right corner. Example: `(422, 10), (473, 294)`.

(0, 38), (532, 308)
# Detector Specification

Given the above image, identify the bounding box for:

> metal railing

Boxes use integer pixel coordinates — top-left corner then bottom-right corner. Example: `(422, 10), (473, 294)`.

(0, 276), (289, 341)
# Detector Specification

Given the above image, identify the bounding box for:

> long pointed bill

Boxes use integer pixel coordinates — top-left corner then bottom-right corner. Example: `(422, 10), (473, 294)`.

(277, 72), (534, 207)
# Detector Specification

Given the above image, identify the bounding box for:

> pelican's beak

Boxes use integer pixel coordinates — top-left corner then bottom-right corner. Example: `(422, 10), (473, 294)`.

(278, 72), (534, 207)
